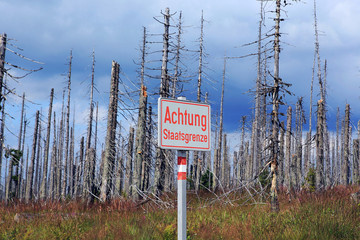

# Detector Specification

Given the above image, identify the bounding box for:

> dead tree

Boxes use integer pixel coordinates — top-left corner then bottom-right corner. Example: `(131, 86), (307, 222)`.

(114, 124), (123, 196)
(341, 104), (350, 185)
(353, 139), (359, 185)
(39, 88), (54, 200)
(270, 0), (281, 212)
(19, 117), (27, 200)
(56, 90), (66, 199)
(34, 112), (42, 198)
(334, 107), (340, 184)
(279, 121), (285, 186)
(100, 61), (120, 202)
(1, 85), (8, 200)
(221, 134), (229, 189)
(153, 8), (171, 195)
(48, 112), (56, 200)
(193, 11), (205, 192)
(62, 51), (73, 199)
(142, 105), (153, 191)
(133, 25), (149, 199)
(125, 127), (135, 196)
(213, 56), (226, 191)
(83, 51), (96, 202)
(133, 85), (147, 199)
(75, 136), (84, 198)
(316, 99), (325, 189)
(251, 0), (265, 183)
(13, 93), (25, 199)
(284, 106), (292, 190)
(0, 33), (7, 107)
(25, 111), (39, 203)
(294, 97), (305, 188)
(238, 116), (246, 184)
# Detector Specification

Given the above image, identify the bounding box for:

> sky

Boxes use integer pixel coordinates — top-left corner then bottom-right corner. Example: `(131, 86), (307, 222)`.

(0, 0), (360, 155)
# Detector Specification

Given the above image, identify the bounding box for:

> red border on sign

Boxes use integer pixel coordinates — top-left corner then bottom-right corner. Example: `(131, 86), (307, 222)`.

(159, 98), (211, 150)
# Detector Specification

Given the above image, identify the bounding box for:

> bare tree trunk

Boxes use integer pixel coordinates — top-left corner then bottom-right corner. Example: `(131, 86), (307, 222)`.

(143, 105), (153, 191)
(19, 116), (27, 200)
(214, 56), (226, 191)
(40, 88), (54, 200)
(12, 93), (25, 199)
(25, 111), (39, 203)
(239, 116), (246, 184)
(270, 0), (281, 212)
(285, 106), (292, 190)
(114, 124), (123, 196)
(0, 34), (6, 197)
(34, 114), (42, 199)
(341, 104), (350, 185)
(56, 91), (65, 199)
(49, 113), (56, 200)
(0, 33), (7, 108)
(251, 0), (264, 183)
(0, 100), (5, 200)
(75, 136), (84, 198)
(69, 124), (75, 198)
(125, 127), (135, 196)
(62, 51), (73, 199)
(325, 131), (331, 188)
(83, 52), (96, 202)
(100, 61), (119, 202)
(221, 134), (229, 189)
(333, 107), (340, 185)
(353, 139), (360, 185)
(133, 85), (147, 199)
(316, 99), (325, 189)
(153, 8), (171, 196)
(244, 142), (250, 182)
(279, 121), (285, 186)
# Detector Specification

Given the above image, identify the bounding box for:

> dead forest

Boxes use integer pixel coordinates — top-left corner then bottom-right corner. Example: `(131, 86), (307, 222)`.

(0, 0), (359, 213)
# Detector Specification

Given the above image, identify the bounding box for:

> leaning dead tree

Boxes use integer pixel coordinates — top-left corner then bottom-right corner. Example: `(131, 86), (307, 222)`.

(100, 61), (120, 202)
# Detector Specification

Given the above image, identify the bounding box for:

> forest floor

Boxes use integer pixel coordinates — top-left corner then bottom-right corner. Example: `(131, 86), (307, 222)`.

(0, 186), (359, 240)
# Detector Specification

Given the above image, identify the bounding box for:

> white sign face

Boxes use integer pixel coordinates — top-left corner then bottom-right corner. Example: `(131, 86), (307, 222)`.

(158, 98), (211, 151)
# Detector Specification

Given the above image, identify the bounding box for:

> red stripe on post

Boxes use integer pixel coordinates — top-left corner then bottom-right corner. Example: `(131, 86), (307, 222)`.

(178, 172), (186, 180)
(178, 156), (186, 165)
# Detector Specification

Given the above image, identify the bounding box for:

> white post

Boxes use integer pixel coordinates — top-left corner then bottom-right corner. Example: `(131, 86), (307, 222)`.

(177, 150), (187, 240)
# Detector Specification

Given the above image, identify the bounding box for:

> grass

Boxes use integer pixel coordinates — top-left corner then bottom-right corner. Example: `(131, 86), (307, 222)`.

(0, 186), (359, 240)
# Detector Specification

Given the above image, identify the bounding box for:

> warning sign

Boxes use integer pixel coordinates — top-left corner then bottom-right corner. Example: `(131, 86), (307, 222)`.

(158, 98), (211, 151)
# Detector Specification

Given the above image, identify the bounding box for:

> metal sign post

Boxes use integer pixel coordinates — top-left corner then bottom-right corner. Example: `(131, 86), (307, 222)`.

(177, 150), (187, 240)
(158, 96), (211, 240)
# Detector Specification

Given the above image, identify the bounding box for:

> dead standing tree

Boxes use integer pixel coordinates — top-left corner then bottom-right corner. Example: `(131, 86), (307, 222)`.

(100, 61), (120, 202)
(341, 104), (350, 185)
(133, 27), (148, 199)
(62, 50), (72, 200)
(153, 8), (171, 195)
(194, 10), (205, 192)
(25, 111), (40, 203)
(83, 51), (96, 202)
(213, 55), (226, 192)
(269, 0), (286, 212)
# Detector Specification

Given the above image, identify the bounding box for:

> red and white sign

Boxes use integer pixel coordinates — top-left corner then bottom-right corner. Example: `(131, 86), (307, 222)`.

(158, 98), (211, 151)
